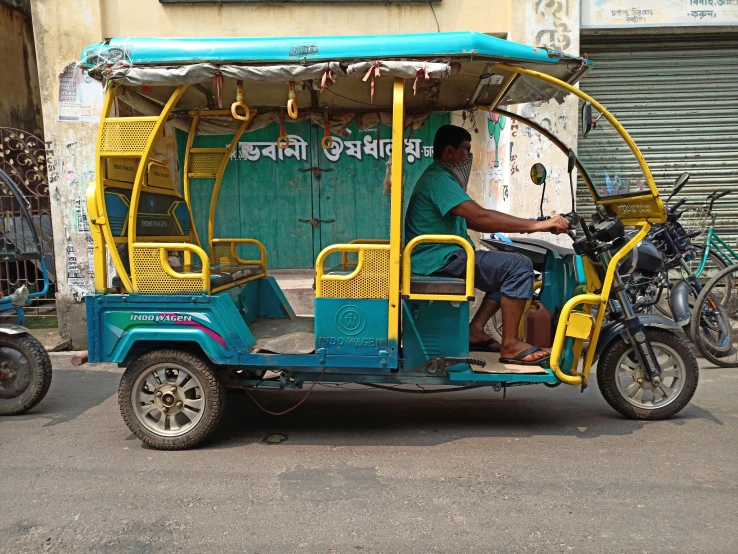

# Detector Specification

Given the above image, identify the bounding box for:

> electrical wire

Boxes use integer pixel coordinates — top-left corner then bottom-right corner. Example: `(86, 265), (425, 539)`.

(244, 366), (327, 416)
(428, 2), (441, 32)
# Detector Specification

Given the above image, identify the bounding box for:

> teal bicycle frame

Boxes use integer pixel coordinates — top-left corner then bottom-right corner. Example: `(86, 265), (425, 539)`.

(695, 222), (738, 277)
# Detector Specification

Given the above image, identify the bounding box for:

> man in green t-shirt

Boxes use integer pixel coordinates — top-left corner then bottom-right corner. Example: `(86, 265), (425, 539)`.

(405, 125), (569, 365)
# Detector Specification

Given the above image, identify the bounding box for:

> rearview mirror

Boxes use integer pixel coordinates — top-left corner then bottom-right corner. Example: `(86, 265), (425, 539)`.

(666, 172), (690, 202)
(530, 163), (547, 186)
(581, 102), (592, 138)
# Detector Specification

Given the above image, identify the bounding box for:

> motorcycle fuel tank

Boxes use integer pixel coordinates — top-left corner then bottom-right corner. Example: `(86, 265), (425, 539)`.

(635, 239), (664, 274)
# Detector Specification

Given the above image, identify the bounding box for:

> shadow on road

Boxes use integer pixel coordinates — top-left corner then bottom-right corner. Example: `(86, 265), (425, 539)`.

(207, 378), (722, 450)
(1, 369), (119, 427)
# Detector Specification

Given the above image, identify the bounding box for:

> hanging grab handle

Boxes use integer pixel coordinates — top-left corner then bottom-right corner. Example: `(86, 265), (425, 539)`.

(231, 80), (250, 121)
(321, 109), (333, 150)
(287, 82), (299, 119)
(277, 110), (290, 149)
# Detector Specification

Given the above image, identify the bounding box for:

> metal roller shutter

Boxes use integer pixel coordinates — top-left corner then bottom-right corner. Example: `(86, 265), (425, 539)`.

(577, 34), (738, 243)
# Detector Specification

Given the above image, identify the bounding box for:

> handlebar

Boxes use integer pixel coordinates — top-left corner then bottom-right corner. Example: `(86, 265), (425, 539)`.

(708, 189), (734, 212)
(670, 198), (687, 212)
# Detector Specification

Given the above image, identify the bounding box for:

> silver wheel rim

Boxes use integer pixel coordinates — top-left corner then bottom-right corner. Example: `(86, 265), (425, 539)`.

(614, 342), (687, 410)
(131, 362), (206, 437)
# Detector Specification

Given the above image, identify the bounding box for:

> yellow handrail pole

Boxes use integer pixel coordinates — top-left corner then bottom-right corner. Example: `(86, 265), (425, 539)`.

(92, 88), (118, 291)
(549, 293), (602, 385)
(581, 222), (651, 376)
(388, 78), (405, 349)
(86, 184), (107, 293)
(128, 85), (189, 293)
(402, 235), (475, 299)
(494, 63), (664, 222)
(208, 110), (256, 261)
(183, 112), (201, 265)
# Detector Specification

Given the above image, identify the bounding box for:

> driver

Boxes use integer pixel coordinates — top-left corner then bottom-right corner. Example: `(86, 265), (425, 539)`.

(405, 125), (570, 365)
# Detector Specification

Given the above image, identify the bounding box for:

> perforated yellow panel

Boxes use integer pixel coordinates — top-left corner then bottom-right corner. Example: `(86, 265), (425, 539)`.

(100, 119), (157, 154)
(320, 249), (390, 299)
(132, 248), (206, 294)
(213, 243), (235, 265)
(190, 152), (225, 175)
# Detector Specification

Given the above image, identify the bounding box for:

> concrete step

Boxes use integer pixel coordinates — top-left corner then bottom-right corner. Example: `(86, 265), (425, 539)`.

(272, 269), (315, 316)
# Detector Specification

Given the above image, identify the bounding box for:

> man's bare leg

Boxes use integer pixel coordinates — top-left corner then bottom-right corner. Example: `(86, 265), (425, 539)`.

(499, 296), (549, 362)
(469, 297), (500, 344)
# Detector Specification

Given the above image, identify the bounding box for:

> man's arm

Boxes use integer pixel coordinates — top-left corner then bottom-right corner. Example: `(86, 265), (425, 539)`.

(451, 200), (569, 234)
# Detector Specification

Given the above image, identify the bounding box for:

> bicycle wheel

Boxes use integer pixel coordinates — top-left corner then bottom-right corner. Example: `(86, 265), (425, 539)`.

(689, 245), (733, 306)
(692, 263), (738, 367)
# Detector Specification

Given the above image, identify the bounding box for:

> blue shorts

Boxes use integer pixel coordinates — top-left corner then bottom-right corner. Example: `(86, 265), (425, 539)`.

(433, 249), (534, 303)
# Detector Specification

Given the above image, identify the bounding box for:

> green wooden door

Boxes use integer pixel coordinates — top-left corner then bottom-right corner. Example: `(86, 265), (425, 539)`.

(178, 114), (447, 269)
(313, 114), (448, 251)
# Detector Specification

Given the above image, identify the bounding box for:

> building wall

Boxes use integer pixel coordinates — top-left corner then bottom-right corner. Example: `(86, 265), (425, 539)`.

(0, 0), (43, 137)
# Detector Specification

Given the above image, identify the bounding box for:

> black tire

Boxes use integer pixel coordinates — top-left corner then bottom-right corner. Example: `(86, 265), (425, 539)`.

(690, 245), (733, 306)
(597, 329), (698, 420)
(119, 349), (226, 450)
(0, 333), (52, 416)
(692, 263), (738, 367)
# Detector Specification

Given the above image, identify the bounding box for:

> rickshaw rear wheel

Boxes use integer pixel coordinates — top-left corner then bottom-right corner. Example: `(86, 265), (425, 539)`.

(0, 333), (52, 416)
(597, 329), (698, 420)
(119, 349), (226, 450)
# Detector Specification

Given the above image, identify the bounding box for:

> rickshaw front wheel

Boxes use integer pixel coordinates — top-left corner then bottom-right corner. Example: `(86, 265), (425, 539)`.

(597, 329), (698, 420)
(119, 349), (226, 450)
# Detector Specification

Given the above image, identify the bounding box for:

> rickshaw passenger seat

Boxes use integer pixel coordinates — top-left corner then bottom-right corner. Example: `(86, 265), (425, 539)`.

(104, 183), (265, 291)
(409, 275), (466, 295)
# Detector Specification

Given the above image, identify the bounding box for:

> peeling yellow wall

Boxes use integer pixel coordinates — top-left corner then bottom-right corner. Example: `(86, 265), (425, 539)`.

(98, 0), (507, 38)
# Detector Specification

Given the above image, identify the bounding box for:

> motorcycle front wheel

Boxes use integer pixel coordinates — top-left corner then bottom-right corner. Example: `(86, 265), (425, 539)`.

(597, 329), (698, 420)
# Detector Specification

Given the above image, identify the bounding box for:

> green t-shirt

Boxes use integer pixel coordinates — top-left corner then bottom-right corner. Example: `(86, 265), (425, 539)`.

(405, 162), (475, 275)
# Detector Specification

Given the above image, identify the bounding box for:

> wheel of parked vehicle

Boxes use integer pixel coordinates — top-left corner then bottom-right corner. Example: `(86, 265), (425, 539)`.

(597, 329), (698, 420)
(692, 264), (738, 367)
(0, 333), (52, 416)
(119, 349), (226, 450)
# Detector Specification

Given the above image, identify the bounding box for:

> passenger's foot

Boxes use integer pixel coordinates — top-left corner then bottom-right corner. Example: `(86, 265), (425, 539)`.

(469, 338), (502, 352)
(500, 341), (550, 363)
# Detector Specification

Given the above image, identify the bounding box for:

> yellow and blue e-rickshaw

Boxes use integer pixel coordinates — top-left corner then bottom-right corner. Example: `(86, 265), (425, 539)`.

(79, 32), (698, 450)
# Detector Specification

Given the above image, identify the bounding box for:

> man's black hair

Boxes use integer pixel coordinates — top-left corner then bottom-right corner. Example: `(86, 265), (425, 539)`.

(433, 125), (472, 160)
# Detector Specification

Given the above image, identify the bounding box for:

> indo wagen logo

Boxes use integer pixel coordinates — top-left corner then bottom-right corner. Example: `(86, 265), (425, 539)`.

(130, 314), (193, 322)
(336, 305), (366, 336)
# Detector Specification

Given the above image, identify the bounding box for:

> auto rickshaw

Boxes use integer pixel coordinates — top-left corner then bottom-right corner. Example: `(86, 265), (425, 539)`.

(79, 32), (698, 450)
(0, 168), (53, 415)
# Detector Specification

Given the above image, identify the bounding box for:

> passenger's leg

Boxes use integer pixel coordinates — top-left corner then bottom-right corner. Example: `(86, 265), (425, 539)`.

(469, 296), (499, 344)
(475, 251), (548, 362)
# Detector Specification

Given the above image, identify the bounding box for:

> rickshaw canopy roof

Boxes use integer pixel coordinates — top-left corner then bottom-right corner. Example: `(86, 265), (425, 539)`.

(79, 32), (593, 135)
(81, 32), (592, 68)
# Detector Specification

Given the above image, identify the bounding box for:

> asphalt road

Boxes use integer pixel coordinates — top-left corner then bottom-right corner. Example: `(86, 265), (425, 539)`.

(1, 357), (737, 553)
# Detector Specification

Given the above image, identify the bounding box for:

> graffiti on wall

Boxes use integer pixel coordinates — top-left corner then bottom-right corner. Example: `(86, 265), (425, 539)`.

(582, 0), (738, 27)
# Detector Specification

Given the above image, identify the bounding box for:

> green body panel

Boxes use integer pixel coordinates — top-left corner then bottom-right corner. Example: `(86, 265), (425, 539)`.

(315, 298), (390, 358)
(177, 114), (449, 269)
(401, 299), (470, 373)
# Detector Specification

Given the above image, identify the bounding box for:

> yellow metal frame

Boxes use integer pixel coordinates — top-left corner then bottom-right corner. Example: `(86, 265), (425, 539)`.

(402, 235), (475, 301)
(210, 238), (267, 270)
(206, 110), (257, 249)
(342, 239), (390, 270)
(387, 78), (405, 346)
(130, 242), (211, 294)
(494, 63), (666, 226)
(315, 243), (391, 298)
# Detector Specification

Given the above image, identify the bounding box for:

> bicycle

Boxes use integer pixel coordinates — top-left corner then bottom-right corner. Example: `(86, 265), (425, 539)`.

(692, 262), (738, 367)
